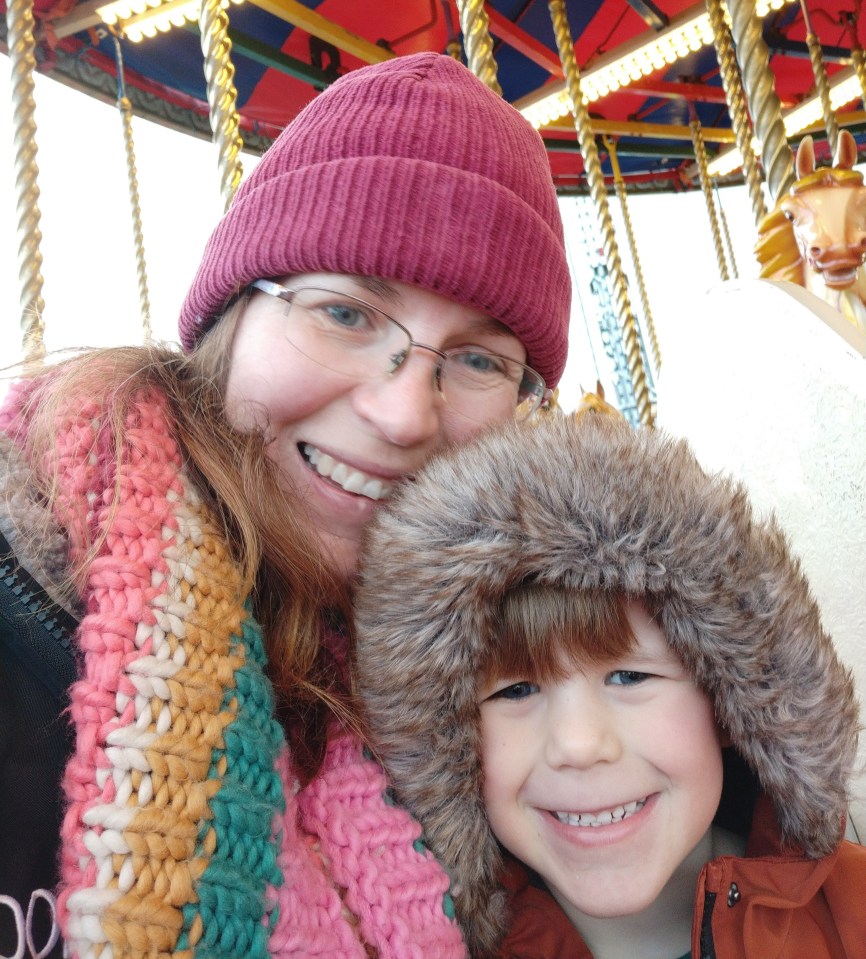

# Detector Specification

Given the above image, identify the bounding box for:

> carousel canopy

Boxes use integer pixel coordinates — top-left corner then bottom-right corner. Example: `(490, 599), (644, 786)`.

(1, 0), (863, 192)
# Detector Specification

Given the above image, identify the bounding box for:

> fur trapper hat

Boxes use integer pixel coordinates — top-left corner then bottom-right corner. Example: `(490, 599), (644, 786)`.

(354, 414), (860, 952)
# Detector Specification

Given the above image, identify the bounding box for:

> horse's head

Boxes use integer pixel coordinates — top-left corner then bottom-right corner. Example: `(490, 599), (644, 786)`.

(780, 131), (866, 290)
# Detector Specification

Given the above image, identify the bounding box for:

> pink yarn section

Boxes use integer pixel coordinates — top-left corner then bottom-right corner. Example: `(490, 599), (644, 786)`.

(267, 747), (367, 959)
(269, 732), (465, 959)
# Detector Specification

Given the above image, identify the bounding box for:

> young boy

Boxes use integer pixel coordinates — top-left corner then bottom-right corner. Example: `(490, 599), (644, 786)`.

(354, 414), (866, 959)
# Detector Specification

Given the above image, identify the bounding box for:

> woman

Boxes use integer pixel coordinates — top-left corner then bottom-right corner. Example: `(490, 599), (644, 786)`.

(0, 53), (571, 959)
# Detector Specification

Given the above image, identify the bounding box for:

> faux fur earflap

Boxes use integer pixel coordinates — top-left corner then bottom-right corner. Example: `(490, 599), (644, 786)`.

(354, 415), (860, 953)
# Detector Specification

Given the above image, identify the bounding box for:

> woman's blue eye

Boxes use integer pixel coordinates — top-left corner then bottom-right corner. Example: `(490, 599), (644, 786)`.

(607, 670), (650, 686)
(492, 681), (538, 701)
(451, 350), (512, 378)
(324, 303), (369, 329)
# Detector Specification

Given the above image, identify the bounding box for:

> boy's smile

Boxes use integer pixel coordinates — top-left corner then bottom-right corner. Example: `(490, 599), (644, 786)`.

(552, 796), (646, 827)
(478, 599), (725, 926)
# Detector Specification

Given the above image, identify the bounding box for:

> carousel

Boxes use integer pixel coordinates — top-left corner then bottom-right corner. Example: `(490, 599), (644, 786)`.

(2, 0), (865, 836)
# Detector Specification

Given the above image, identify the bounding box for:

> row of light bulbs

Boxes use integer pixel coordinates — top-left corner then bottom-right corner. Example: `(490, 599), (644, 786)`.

(518, 0), (797, 130)
(94, 0), (790, 56)
(93, 0), (859, 175)
(96, 0), (242, 42)
(707, 69), (862, 175)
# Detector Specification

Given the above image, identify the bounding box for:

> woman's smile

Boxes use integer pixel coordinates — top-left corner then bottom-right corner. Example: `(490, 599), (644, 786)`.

(300, 443), (394, 501)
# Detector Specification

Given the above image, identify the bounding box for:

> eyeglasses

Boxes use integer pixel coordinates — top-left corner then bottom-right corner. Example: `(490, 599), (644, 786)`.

(250, 280), (547, 423)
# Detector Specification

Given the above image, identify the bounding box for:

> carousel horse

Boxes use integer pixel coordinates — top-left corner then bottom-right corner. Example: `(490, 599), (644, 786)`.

(574, 380), (624, 419)
(755, 129), (866, 335)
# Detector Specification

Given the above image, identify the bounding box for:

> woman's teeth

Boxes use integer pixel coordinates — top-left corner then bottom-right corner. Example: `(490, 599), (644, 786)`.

(302, 444), (392, 501)
(554, 798), (646, 828)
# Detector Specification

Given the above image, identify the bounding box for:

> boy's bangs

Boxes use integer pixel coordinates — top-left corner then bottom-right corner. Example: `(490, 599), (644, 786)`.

(484, 585), (637, 683)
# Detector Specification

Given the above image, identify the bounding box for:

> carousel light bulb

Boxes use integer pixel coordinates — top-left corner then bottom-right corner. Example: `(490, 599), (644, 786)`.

(830, 76), (860, 110)
(707, 148), (743, 177)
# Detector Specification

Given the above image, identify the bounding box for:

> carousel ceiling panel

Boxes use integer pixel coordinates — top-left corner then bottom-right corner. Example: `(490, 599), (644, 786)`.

(1, 0), (864, 192)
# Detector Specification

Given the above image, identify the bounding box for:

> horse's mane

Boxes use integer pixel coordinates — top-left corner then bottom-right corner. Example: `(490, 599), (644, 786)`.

(754, 204), (802, 282)
(754, 165), (864, 283)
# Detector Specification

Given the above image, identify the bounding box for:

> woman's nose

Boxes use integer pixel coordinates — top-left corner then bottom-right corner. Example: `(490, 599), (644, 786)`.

(544, 688), (623, 770)
(351, 351), (443, 448)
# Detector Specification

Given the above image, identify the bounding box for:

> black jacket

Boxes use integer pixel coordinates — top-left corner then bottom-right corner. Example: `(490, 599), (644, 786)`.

(0, 530), (77, 959)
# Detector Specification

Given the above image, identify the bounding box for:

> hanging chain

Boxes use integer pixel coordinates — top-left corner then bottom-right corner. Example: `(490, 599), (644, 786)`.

(691, 117), (730, 281)
(6, 0), (46, 366)
(114, 36), (152, 342)
(574, 197), (641, 425)
(199, 0), (244, 212)
(603, 135), (662, 374)
(714, 182), (739, 279)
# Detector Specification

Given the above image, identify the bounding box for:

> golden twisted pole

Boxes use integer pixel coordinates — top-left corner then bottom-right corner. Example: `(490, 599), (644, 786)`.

(548, 0), (653, 427)
(801, 1), (839, 156)
(705, 0), (767, 226)
(691, 117), (730, 281)
(114, 37), (151, 342)
(455, 0), (502, 94)
(199, 0), (244, 212)
(603, 135), (662, 374)
(852, 44), (866, 109)
(726, 0), (796, 204)
(6, 0), (46, 366)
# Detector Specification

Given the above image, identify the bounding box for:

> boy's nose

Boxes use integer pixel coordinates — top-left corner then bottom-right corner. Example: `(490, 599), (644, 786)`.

(351, 351), (442, 448)
(544, 691), (622, 769)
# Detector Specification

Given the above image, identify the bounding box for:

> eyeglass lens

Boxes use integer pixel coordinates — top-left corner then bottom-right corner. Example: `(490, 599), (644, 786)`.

(267, 286), (545, 422)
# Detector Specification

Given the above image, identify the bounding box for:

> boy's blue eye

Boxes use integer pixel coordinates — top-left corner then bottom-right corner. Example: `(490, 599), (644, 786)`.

(491, 681), (539, 701)
(607, 670), (650, 686)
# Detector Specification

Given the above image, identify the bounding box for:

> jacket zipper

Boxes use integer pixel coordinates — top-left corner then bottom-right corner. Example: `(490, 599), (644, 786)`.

(0, 534), (78, 696)
(698, 890), (717, 959)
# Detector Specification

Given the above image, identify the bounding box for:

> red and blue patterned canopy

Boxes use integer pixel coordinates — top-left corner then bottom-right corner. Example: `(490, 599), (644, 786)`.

(1, 0), (862, 191)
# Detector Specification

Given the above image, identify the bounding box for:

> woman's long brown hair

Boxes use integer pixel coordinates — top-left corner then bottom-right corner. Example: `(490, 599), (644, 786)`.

(10, 299), (354, 780)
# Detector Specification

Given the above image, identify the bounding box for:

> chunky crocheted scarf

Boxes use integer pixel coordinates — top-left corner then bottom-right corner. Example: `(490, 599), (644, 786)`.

(0, 378), (464, 959)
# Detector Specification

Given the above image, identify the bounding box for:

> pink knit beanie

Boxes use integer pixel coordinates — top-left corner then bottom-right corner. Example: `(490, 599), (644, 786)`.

(178, 53), (570, 386)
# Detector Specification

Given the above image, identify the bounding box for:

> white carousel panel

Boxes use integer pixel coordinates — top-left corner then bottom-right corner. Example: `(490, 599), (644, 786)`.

(657, 278), (866, 841)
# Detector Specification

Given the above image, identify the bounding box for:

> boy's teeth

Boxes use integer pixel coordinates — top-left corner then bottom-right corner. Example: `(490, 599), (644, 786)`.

(554, 798), (646, 827)
(302, 444), (391, 501)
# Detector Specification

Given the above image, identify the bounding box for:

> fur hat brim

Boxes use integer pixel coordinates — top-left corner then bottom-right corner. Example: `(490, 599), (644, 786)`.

(355, 415), (859, 952)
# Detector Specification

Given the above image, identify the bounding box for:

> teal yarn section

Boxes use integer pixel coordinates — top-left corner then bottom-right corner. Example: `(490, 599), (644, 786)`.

(179, 609), (286, 959)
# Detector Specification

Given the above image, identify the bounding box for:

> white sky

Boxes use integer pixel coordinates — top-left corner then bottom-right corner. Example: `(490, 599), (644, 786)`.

(1, 62), (764, 411)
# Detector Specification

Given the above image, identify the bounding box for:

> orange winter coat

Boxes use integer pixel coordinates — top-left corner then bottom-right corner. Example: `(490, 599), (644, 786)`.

(498, 798), (866, 959)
